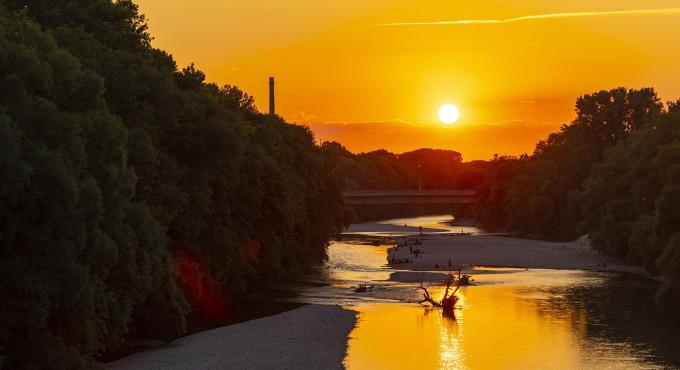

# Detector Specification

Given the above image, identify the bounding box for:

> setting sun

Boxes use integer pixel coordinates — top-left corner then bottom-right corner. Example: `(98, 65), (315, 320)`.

(438, 104), (460, 124)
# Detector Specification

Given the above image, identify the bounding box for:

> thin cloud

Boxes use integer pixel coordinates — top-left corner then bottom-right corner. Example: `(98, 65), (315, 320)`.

(379, 7), (680, 26)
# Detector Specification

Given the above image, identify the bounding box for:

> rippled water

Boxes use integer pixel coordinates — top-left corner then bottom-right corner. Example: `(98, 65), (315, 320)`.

(295, 215), (680, 369)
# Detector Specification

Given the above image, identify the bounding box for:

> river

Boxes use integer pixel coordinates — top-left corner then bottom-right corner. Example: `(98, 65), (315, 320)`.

(288, 215), (680, 369)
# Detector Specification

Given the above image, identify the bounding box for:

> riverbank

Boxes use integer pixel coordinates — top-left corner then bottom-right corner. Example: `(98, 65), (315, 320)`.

(344, 222), (447, 234)
(389, 233), (646, 274)
(107, 305), (356, 370)
(107, 216), (653, 369)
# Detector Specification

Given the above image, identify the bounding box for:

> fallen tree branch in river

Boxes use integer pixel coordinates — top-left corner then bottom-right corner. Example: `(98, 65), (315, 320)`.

(417, 274), (461, 317)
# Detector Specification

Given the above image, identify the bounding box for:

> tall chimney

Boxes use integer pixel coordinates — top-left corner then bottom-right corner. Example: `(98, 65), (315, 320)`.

(268, 77), (275, 115)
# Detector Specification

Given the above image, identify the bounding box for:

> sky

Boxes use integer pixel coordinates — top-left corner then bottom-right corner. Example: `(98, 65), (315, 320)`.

(136, 0), (680, 160)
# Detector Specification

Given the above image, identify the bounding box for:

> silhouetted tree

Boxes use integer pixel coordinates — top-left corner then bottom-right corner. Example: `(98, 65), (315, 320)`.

(473, 88), (680, 309)
(0, 1), (349, 367)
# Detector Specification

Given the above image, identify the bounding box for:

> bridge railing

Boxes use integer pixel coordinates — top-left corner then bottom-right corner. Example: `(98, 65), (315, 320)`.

(344, 190), (476, 205)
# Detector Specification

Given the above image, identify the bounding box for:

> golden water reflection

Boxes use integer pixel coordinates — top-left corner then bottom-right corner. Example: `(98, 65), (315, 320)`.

(344, 283), (665, 369)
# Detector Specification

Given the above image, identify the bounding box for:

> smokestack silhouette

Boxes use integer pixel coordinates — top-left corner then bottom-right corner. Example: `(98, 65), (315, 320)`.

(268, 77), (275, 115)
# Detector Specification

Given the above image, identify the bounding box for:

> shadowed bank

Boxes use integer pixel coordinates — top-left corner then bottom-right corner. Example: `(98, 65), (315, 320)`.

(107, 305), (356, 370)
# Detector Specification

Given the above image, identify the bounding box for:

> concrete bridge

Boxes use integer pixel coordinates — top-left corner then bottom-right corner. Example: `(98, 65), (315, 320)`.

(344, 190), (475, 205)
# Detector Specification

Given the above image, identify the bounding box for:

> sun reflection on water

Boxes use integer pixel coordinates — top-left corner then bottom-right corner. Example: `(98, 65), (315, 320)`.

(298, 216), (679, 369)
(343, 281), (669, 370)
(439, 313), (465, 369)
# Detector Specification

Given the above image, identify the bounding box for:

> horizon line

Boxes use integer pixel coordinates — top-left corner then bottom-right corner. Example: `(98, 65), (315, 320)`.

(379, 7), (680, 27)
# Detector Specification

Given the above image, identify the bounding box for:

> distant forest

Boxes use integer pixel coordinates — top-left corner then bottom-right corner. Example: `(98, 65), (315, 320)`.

(0, 1), (348, 368)
(322, 145), (486, 220)
(325, 145), (487, 191)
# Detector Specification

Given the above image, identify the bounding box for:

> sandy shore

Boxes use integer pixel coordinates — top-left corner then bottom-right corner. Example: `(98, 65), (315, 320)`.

(107, 305), (356, 370)
(389, 233), (645, 274)
(344, 222), (446, 234)
(345, 220), (644, 273)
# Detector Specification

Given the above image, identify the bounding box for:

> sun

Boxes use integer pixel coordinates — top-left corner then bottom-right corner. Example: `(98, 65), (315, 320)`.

(438, 104), (460, 124)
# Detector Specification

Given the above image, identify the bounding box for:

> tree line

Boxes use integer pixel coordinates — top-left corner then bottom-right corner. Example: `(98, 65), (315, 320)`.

(320, 144), (487, 220)
(323, 144), (488, 191)
(474, 87), (680, 309)
(0, 1), (348, 368)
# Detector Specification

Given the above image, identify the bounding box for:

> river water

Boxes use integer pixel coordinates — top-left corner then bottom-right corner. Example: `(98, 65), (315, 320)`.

(290, 215), (680, 369)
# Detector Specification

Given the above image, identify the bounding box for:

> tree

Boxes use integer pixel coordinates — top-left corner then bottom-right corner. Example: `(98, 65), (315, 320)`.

(474, 88), (664, 240)
(0, 2), (350, 367)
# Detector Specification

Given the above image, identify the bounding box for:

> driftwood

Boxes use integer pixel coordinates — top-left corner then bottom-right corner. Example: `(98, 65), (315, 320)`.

(417, 274), (460, 317)
(453, 268), (474, 286)
(455, 274), (473, 286)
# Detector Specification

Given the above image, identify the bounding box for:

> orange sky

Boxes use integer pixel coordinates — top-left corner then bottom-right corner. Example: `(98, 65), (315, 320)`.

(136, 1), (680, 160)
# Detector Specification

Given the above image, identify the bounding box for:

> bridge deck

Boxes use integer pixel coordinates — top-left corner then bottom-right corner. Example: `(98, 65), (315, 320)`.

(344, 190), (475, 205)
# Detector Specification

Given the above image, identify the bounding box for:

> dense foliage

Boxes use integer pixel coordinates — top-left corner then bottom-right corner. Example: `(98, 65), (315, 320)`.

(321, 144), (487, 221)
(324, 143), (488, 191)
(576, 101), (680, 307)
(474, 87), (680, 307)
(0, 1), (347, 368)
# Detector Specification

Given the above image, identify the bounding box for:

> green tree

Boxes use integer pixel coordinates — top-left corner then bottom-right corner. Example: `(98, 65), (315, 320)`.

(0, 1), (349, 367)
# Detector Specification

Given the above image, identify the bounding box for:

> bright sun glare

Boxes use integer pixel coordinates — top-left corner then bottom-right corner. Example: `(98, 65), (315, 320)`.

(438, 104), (460, 124)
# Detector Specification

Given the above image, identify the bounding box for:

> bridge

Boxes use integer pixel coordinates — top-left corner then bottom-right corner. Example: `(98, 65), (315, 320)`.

(344, 190), (476, 205)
